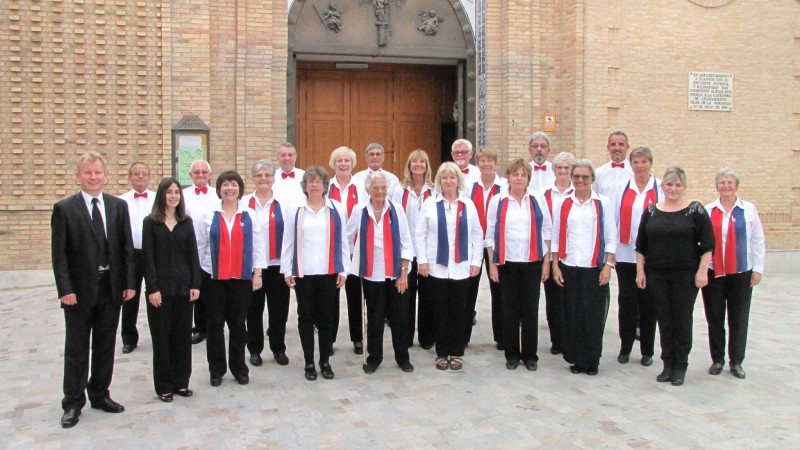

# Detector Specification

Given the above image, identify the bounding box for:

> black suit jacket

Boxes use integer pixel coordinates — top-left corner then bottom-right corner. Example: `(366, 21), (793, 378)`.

(51, 192), (136, 308)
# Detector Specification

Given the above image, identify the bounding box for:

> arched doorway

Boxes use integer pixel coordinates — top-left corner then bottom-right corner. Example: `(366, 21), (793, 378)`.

(287, 0), (477, 175)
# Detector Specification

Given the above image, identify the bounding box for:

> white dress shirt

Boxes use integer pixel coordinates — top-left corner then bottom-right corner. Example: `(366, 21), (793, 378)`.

(196, 204), (267, 276)
(612, 176), (663, 264)
(352, 168), (400, 198)
(541, 183), (575, 216)
(414, 194), (484, 280)
(119, 188), (155, 249)
(705, 197), (766, 274)
(240, 192), (286, 267)
(457, 164), (481, 187)
(273, 167), (306, 209)
(182, 184), (220, 253)
(467, 174), (508, 236)
(346, 200), (414, 282)
(328, 175), (366, 219)
(594, 160), (634, 197)
(280, 198), (351, 277)
(485, 191), (553, 262)
(390, 184), (434, 257)
(551, 190), (617, 268)
(527, 161), (556, 194)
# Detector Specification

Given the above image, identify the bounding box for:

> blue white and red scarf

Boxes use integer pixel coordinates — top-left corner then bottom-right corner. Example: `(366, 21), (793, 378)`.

(209, 211), (253, 280)
(492, 195), (544, 264)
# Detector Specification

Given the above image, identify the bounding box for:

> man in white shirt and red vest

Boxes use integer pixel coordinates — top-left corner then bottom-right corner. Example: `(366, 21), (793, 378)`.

(117, 162), (155, 354)
(593, 131), (634, 197)
(182, 159), (218, 344)
(272, 142), (306, 208)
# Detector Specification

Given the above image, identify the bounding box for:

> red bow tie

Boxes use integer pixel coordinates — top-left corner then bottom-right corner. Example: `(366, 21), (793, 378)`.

(534, 164), (547, 172)
(282, 171), (295, 179)
(134, 192), (148, 199)
(195, 186), (208, 195)
(611, 162), (625, 169)
(461, 168), (469, 174)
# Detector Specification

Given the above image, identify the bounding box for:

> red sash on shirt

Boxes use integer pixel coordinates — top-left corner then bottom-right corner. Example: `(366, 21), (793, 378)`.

(558, 197), (605, 268)
(329, 183), (358, 217)
(471, 182), (501, 235)
(401, 188), (431, 211)
(618, 178), (658, 244)
(711, 206), (748, 277)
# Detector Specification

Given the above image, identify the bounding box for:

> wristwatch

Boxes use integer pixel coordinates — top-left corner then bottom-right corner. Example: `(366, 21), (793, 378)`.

(605, 261), (616, 269)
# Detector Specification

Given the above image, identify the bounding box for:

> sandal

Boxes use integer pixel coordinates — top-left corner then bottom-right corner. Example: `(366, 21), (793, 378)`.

(435, 357), (449, 370)
(449, 357), (463, 371)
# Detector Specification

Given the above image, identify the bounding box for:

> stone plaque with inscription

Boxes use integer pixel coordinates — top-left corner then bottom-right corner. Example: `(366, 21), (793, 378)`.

(688, 72), (733, 111)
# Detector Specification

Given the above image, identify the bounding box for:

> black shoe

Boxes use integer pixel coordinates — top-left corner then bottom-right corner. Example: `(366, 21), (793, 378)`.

(353, 341), (363, 355)
(586, 366), (599, 376)
(506, 359), (519, 370)
(641, 356), (654, 367)
(362, 363), (377, 374)
(304, 363), (317, 381)
(708, 362), (723, 375)
(549, 345), (561, 355)
(617, 353), (630, 364)
(191, 332), (206, 345)
(472, 314), (477, 326)
(60, 408), (81, 428)
(210, 376), (222, 387)
(235, 373), (249, 385)
(274, 352), (289, 366)
(122, 344), (136, 354)
(671, 369), (686, 386)
(656, 366), (673, 383)
(175, 389), (193, 397)
(158, 393), (173, 403)
(569, 365), (584, 374)
(524, 360), (538, 371)
(730, 364), (746, 379)
(320, 362), (334, 379)
(495, 342), (505, 351)
(420, 342), (434, 351)
(399, 361), (415, 373)
(90, 397), (125, 413)
(250, 354), (263, 367)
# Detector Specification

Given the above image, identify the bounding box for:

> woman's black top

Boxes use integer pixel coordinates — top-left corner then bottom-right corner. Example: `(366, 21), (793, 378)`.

(142, 216), (202, 297)
(635, 201), (715, 271)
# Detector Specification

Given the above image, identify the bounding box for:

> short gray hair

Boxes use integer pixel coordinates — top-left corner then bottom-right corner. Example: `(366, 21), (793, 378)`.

(571, 159), (595, 180)
(451, 139), (473, 153)
(329, 146), (357, 170)
(364, 170), (388, 191)
(662, 166), (687, 186)
(551, 151), (577, 168)
(364, 143), (385, 155)
(300, 166), (330, 197)
(528, 131), (551, 148)
(629, 147), (653, 163)
(715, 167), (740, 186)
(189, 159), (212, 174)
(251, 159), (275, 177)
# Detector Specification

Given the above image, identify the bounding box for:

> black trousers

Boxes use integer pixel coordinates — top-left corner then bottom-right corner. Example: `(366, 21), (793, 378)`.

(192, 270), (211, 334)
(62, 274), (121, 410)
(647, 269), (698, 370)
(429, 276), (469, 358)
(475, 250), (504, 344)
(560, 263), (609, 369)
(362, 278), (410, 366)
(701, 270), (753, 366)
(616, 262), (656, 357)
(295, 274), (338, 365)
(416, 267), (435, 347)
(404, 259), (419, 347)
(498, 261), (542, 362)
(542, 273), (563, 350)
(146, 294), (192, 395)
(120, 249), (144, 346)
(205, 279), (250, 378)
(247, 266), (290, 356)
(464, 270), (481, 344)
(343, 273), (363, 343)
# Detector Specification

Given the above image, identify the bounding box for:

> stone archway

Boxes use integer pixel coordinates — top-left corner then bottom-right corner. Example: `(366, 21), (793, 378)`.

(287, 0), (477, 172)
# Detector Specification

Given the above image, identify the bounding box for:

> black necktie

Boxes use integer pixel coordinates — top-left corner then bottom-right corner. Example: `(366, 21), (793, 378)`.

(92, 198), (109, 268)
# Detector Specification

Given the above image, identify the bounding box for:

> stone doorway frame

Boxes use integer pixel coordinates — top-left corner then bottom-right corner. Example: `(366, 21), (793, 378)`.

(286, 1), (477, 151)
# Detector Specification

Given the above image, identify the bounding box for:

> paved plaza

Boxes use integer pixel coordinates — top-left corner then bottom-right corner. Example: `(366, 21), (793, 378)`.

(1, 273), (799, 448)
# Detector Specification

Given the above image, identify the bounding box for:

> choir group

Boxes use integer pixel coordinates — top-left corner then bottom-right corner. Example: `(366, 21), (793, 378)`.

(52, 132), (765, 428)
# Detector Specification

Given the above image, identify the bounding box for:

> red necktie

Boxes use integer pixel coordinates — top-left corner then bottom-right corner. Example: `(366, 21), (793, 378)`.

(282, 171), (295, 179)
(195, 186), (208, 195)
(534, 165), (547, 172)
(611, 162), (625, 169)
(461, 168), (469, 174)
(134, 192), (148, 199)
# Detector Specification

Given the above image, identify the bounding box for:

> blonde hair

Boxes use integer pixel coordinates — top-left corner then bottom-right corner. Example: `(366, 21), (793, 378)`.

(434, 162), (465, 193)
(401, 149), (433, 188)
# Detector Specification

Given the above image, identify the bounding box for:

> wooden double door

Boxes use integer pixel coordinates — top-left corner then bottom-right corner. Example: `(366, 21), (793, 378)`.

(296, 62), (457, 177)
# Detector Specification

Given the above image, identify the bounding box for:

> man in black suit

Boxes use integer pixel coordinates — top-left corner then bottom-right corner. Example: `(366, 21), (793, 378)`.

(51, 151), (136, 428)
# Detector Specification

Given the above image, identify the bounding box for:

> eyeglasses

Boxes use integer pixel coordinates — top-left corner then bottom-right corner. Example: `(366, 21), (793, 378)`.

(366, 152), (383, 158)
(253, 173), (274, 179)
(452, 150), (470, 155)
(530, 144), (549, 149)
(571, 174), (592, 181)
